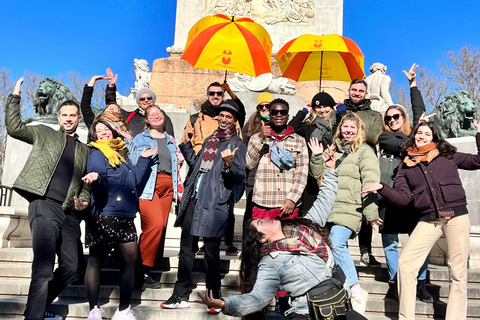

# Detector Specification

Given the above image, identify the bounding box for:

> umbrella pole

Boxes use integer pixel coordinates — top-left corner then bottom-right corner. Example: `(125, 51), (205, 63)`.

(224, 70), (228, 83)
(319, 51), (324, 91)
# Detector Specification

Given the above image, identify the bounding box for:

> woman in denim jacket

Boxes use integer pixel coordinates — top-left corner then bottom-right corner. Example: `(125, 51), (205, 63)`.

(199, 143), (357, 319)
(129, 105), (184, 288)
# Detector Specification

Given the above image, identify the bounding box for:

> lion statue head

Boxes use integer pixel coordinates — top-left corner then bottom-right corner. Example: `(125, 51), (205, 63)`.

(33, 78), (78, 116)
(432, 90), (477, 138)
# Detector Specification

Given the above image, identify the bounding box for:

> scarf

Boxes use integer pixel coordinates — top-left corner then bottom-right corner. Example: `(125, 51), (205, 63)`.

(403, 142), (439, 167)
(134, 107), (145, 116)
(271, 125), (295, 142)
(200, 124), (237, 172)
(89, 138), (127, 167)
(200, 100), (219, 118)
(260, 224), (329, 263)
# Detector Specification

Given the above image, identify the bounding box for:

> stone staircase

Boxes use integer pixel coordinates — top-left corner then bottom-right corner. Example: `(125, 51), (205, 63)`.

(0, 204), (480, 320)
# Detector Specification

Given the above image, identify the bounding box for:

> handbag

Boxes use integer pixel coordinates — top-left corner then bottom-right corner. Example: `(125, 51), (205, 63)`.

(306, 265), (351, 320)
(270, 142), (296, 170)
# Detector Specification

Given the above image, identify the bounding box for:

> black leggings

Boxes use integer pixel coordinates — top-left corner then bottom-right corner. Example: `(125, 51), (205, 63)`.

(85, 241), (138, 310)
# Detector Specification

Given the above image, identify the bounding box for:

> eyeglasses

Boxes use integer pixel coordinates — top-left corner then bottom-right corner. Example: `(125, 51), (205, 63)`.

(384, 114), (402, 123)
(139, 96), (153, 101)
(148, 112), (163, 119)
(207, 91), (224, 97)
(270, 109), (288, 116)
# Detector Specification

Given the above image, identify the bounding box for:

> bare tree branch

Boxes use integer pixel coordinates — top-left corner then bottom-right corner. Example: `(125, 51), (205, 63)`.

(416, 67), (449, 112)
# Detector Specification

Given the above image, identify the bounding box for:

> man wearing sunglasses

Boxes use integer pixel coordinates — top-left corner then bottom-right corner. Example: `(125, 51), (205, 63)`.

(182, 82), (245, 155)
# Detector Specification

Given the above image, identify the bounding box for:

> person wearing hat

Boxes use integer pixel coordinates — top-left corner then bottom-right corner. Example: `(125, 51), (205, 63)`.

(289, 91), (337, 211)
(161, 100), (246, 312)
(104, 68), (175, 137)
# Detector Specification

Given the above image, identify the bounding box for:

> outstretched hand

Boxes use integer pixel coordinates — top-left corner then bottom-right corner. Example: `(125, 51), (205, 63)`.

(141, 146), (158, 158)
(419, 111), (436, 123)
(368, 218), (384, 230)
(197, 290), (224, 309)
(221, 147), (238, 167)
(361, 183), (383, 194)
(81, 172), (99, 184)
(13, 77), (24, 95)
(322, 145), (336, 171)
(116, 127), (132, 140)
(88, 75), (108, 87)
(308, 137), (323, 155)
(73, 196), (88, 211)
(106, 67), (118, 87)
(402, 63), (419, 87)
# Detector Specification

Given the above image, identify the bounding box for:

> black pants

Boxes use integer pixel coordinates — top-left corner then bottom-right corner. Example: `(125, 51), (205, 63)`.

(24, 198), (81, 320)
(173, 199), (222, 299)
(358, 219), (372, 255)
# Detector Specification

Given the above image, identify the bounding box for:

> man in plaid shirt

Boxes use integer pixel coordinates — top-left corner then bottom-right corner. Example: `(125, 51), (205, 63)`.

(246, 98), (308, 219)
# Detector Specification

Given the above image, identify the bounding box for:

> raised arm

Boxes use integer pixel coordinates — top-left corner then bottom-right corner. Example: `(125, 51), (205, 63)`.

(403, 63), (425, 127)
(105, 67), (118, 105)
(5, 77), (36, 144)
(81, 75), (108, 128)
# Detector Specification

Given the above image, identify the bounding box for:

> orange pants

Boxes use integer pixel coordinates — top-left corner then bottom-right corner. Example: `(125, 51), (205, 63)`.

(139, 173), (174, 268)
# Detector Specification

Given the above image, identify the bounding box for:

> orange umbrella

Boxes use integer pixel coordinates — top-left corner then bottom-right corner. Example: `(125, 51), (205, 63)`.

(181, 14), (272, 81)
(274, 34), (365, 89)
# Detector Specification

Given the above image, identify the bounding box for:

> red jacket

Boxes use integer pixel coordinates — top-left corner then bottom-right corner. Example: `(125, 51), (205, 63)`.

(379, 133), (480, 221)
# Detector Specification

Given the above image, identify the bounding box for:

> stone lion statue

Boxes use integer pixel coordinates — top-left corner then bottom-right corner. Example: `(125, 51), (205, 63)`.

(33, 77), (78, 116)
(432, 91), (477, 138)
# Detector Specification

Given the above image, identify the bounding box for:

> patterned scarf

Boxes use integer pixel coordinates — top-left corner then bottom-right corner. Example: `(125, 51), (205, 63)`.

(97, 110), (131, 134)
(403, 142), (439, 167)
(200, 124), (237, 172)
(89, 138), (126, 167)
(260, 224), (329, 263)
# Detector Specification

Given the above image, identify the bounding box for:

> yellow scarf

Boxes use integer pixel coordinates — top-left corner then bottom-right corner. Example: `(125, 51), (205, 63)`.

(89, 138), (126, 167)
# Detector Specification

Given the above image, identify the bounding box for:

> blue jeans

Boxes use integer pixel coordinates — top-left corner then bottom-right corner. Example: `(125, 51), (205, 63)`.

(382, 233), (428, 281)
(330, 225), (358, 287)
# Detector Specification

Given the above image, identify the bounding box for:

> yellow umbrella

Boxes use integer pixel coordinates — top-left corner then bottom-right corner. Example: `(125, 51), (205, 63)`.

(181, 14), (272, 81)
(275, 34), (365, 89)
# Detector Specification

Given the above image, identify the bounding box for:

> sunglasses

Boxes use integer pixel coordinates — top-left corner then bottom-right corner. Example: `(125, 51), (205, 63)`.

(139, 96), (153, 101)
(384, 114), (401, 123)
(207, 91), (224, 97)
(257, 104), (269, 110)
(270, 109), (288, 116)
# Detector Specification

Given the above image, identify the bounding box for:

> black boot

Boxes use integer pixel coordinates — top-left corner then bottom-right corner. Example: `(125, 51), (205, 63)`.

(416, 280), (433, 302)
(386, 280), (398, 301)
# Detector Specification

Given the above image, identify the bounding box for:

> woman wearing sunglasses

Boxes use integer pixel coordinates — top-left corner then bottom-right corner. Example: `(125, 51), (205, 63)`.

(377, 64), (433, 302)
(289, 92), (337, 211)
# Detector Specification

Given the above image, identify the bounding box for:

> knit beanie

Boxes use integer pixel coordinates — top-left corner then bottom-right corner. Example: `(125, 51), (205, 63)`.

(257, 92), (273, 107)
(136, 88), (157, 105)
(311, 92), (335, 108)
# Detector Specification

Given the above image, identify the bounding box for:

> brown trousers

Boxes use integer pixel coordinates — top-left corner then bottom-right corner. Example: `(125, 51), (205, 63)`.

(398, 214), (470, 320)
(139, 173), (174, 267)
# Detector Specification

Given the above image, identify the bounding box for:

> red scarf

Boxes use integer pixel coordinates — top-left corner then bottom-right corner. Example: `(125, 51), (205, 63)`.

(200, 124), (237, 171)
(403, 142), (439, 167)
(271, 125), (295, 142)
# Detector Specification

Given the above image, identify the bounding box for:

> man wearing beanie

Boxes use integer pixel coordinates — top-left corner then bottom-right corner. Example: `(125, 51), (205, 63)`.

(182, 82), (245, 155)
(106, 85), (175, 137)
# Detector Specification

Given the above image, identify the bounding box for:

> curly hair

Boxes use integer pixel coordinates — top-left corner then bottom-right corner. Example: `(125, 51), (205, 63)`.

(270, 98), (289, 110)
(333, 112), (366, 153)
(401, 122), (457, 159)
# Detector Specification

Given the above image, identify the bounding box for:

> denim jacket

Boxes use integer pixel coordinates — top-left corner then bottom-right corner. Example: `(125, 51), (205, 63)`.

(129, 129), (180, 201)
(223, 170), (346, 317)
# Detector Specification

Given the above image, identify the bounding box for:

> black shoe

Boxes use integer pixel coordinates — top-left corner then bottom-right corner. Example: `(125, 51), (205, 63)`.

(416, 280), (433, 302)
(360, 253), (381, 267)
(143, 275), (161, 289)
(386, 280), (398, 301)
(161, 294), (190, 309)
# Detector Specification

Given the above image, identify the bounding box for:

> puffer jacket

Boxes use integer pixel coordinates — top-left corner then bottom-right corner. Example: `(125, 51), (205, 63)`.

(222, 170), (344, 317)
(311, 140), (379, 237)
(337, 99), (383, 146)
(5, 94), (91, 210)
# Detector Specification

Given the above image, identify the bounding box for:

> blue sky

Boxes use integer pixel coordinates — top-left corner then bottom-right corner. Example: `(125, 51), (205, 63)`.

(1, 0), (479, 98)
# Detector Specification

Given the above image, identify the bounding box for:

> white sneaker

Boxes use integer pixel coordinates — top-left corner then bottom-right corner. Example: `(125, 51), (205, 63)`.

(111, 306), (136, 320)
(160, 294), (191, 309)
(87, 306), (103, 320)
(351, 288), (369, 315)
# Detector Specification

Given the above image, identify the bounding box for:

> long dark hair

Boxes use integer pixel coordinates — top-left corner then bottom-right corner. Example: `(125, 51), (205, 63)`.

(401, 122), (456, 159)
(240, 218), (332, 294)
(246, 112), (267, 142)
(87, 120), (120, 143)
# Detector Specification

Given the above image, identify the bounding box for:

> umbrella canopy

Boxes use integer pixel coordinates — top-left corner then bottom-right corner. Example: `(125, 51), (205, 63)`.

(181, 14), (272, 78)
(274, 34), (365, 87)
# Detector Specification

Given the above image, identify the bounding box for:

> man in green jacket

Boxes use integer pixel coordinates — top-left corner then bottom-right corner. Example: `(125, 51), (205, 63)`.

(6, 77), (90, 320)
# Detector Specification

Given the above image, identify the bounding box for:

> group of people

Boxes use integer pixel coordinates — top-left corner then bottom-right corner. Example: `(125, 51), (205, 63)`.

(6, 63), (476, 320)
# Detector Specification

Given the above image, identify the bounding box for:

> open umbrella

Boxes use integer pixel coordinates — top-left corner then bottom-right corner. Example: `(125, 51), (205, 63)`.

(181, 14), (272, 82)
(274, 34), (365, 89)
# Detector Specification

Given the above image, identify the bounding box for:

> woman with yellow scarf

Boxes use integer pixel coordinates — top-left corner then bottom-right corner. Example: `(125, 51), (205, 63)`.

(81, 120), (156, 320)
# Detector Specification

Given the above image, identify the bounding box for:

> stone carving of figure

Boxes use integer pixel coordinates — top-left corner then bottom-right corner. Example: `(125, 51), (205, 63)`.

(133, 58), (152, 90)
(265, 0), (314, 25)
(205, 0), (252, 16)
(365, 62), (394, 114)
(227, 72), (296, 95)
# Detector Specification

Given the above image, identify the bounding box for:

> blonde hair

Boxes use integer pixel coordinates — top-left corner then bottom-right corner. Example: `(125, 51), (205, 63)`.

(382, 105), (411, 135)
(334, 112), (366, 153)
(305, 107), (334, 124)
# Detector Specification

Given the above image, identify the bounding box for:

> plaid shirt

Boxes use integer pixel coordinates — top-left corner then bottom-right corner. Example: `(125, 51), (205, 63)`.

(246, 132), (308, 208)
(260, 224), (329, 263)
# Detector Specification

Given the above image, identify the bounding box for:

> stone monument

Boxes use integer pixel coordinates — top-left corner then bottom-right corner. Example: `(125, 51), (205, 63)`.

(365, 62), (393, 114)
